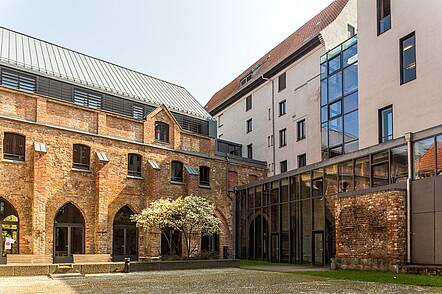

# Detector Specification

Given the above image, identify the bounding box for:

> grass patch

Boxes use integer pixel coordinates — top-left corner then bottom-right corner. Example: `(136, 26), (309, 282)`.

(293, 270), (442, 288)
(240, 259), (288, 267)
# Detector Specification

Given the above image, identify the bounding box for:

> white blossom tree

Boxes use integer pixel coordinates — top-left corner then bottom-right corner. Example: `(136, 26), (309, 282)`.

(133, 195), (221, 258)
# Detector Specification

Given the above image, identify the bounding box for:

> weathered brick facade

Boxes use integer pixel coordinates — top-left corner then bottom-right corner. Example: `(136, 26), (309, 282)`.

(335, 190), (407, 271)
(0, 87), (266, 261)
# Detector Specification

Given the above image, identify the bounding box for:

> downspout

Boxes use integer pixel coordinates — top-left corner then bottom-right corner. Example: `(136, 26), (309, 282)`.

(405, 132), (412, 264)
(262, 75), (276, 176)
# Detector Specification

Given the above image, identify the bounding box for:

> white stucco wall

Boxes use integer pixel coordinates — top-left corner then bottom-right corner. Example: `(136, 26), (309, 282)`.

(358, 0), (442, 148)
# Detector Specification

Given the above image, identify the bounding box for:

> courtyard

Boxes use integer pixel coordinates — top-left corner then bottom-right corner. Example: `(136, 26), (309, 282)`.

(0, 268), (440, 294)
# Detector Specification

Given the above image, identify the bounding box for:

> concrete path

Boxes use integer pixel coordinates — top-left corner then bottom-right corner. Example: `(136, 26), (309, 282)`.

(241, 264), (330, 273)
(0, 268), (439, 293)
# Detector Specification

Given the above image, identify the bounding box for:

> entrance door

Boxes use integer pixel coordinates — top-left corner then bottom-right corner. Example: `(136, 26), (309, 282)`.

(112, 206), (138, 261)
(54, 203), (85, 263)
(271, 233), (279, 262)
(0, 198), (19, 264)
(313, 231), (324, 265)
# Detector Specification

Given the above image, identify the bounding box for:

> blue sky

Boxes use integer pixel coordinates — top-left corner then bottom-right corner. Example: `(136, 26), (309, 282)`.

(0, 0), (333, 105)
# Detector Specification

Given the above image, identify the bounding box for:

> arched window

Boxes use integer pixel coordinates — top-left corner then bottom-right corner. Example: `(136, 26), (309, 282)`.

(73, 144), (90, 170)
(128, 154), (142, 177)
(171, 161), (183, 182)
(3, 133), (25, 161)
(199, 166), (210, 187)
(155, 122), (169, 143)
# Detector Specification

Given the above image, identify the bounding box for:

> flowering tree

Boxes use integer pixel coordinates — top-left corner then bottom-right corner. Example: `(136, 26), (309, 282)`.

(133, 195), (221, 258)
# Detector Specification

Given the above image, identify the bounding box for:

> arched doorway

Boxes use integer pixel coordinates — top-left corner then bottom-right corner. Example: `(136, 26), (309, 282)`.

(112, 206), (138, 261)
(54, 203), (84, 263)
(0, 198), (19, 264)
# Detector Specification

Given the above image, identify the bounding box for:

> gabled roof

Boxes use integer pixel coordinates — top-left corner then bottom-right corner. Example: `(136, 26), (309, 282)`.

(205, 0), (349, 114)
(0, 26), (211, 120)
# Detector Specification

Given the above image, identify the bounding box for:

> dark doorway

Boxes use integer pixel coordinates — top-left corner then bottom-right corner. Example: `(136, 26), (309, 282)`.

(54, 203), (84, 263)
(271, 233), (280, 262)
(201, 233), (219, 257)
(0, 198), (19, 264)
(112, 206), (138, 261)
(249, 215), (269, 260)
(313, 231), (325, 265)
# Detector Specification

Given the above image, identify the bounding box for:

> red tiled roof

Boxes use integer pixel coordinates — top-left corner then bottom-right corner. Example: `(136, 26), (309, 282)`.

(205, 0), (349, 113)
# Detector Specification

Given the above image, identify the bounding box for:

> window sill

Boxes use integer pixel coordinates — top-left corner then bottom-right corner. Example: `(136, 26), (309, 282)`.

(155, 140), (170, 145)
(2, 159), (25, 164)
(72, 168), (92, 173)
(199, 185), (211, 189)
(170, 180), (185, 185)
(127, 175), (143, 180)
(279, 145), (287, 148)
(297, 138), (306, 142)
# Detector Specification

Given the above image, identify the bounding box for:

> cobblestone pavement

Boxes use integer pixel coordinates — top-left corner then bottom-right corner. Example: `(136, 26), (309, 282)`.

(0, 268), (440, 294)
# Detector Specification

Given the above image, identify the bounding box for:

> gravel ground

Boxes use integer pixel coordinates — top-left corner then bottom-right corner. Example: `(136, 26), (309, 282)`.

(0, 268), (440, 294)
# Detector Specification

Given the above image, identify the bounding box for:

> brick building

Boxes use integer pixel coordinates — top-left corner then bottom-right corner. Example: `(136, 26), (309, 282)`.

(0, 27), (266, 263)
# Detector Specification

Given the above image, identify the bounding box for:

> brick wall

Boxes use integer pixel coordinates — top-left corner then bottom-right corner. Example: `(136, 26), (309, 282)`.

(335, 190), (407, 271)
(0, 87), (267, 259)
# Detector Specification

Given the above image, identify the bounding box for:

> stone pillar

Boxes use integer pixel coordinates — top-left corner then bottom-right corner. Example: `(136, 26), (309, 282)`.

(94, 155), (110, 254)
(32, 145), (48, 254)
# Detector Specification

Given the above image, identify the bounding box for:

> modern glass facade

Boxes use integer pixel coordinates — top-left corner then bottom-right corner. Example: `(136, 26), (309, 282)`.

(235, 140), (409, 264)
(321, 36), (359, 159)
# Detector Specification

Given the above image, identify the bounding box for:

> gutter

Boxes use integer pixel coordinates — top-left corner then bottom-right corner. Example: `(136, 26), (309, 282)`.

(262, 75), (276, 176)
(405, 132), (412, 264)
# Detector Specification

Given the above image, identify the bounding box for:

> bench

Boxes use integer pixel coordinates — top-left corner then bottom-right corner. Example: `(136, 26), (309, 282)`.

(72, 254), (111, 263)
(7, 255), (53, 264)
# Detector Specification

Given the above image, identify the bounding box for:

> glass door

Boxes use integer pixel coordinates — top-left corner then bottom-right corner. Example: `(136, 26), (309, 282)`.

(271, 233), (279, 262)
(313, 231), (324, 266)
(54, 226), (70, 263)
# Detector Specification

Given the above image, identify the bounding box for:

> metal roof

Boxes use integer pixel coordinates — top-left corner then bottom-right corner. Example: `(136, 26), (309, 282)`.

(0, 27), (211, 120)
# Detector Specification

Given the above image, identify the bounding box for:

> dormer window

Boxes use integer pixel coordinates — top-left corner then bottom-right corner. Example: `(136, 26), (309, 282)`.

(240, 73), (252, 88)
(155, 122), (169, 143)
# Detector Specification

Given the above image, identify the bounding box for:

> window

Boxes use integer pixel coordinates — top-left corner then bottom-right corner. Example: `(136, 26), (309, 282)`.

(247, 144), (253, 159)
(73, 89), (102, 109)
(240, 73), (252, 87)
(128, 154), (142, 177)
(246, 119), (253, 133)
(3, 133), (25, 161)
(280, 160), (288, 173)
(218, 114), (223, 128)
(0, 69), (36, 92)
(171, 161), (184, 182)
(132, 105), (144, 120)
(298, 154), (306, 168)
(401, 33), (417, 84)
(155, 122), (169, 143)
(278, 72), (286, 92)
(73, 144), (90, 170)
(347, 24), (356, 38)
(199, 166), (210, 187)
(297, 119), (306, 141)
(279, 129), (287, 147)
(279, 100), (286, 116)
(377, 0), (391, 35)
(268, 135), (273, 147)
(268, 108), (271, 120)
(245, 95), (252, 111)
(379, 106), (393, 143)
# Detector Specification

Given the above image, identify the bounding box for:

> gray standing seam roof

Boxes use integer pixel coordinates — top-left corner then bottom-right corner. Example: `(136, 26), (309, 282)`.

(0, 26), (211, 120)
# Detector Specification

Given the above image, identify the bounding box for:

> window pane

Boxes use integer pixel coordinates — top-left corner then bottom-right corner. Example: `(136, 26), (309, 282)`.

(343, 92), (358, 114)
(329, 117), (343, 147)
(344, 140), (359, 153)
(343, 44), (358, 66)
(325, 165), (338, 195)
(328, 54), (341, 74)
(414, 138), (436, 179)
(320, 62), (327, 80)
(338, 161), (353, 192)
(343, 63), (358, 96)
(321, 79), (328, 106)
(281, 179), (289, 202)
(321, 123), (328, 151)
(344, 111), (359, 143)
(355, 157), (370, 190)
(301, 199), (311, 263)
(313, 198), (324, 230)
(329, 146), (343, 158)
(312, 178), (323, 197)
(372, 163), (389, 187)
(300, 173), (311, 199)
(391, 145), (408, 183)
(329, 100), (341, 119)
(328, 72), (342, 102)
(402, 35), (416, 83)
(380, 107), (393, 142)
(321, 106), (328, 123)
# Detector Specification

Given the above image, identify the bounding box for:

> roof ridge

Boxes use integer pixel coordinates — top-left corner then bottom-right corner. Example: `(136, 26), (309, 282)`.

(0, 26), (187, 90)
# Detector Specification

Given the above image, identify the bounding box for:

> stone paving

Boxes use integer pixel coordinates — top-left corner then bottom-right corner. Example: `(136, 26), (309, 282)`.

(0, 268), (440, 294)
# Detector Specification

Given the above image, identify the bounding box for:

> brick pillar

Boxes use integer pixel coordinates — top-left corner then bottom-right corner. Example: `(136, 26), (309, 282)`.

(35, 96), (47, 123)
(97, 112), (106, 135)
(185, 173), (199, 195)
(33, 148), (47, 254)
(94, 157), (110, 254)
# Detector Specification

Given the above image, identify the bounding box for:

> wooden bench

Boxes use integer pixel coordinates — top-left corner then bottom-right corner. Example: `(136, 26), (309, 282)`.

(7, 255), (53, 264)
(73, 254), (111, 263)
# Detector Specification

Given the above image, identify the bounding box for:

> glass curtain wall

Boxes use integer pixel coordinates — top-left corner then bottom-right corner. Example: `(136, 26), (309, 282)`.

(321, 36), (359, 159)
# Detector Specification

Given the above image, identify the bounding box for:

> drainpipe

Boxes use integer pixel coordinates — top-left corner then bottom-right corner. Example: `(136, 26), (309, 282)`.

(405, 132), (412, 264)
(262, 75), (276, 176)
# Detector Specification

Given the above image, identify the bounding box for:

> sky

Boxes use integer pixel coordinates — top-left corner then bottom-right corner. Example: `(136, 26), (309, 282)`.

(0, 0), (334, 106)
